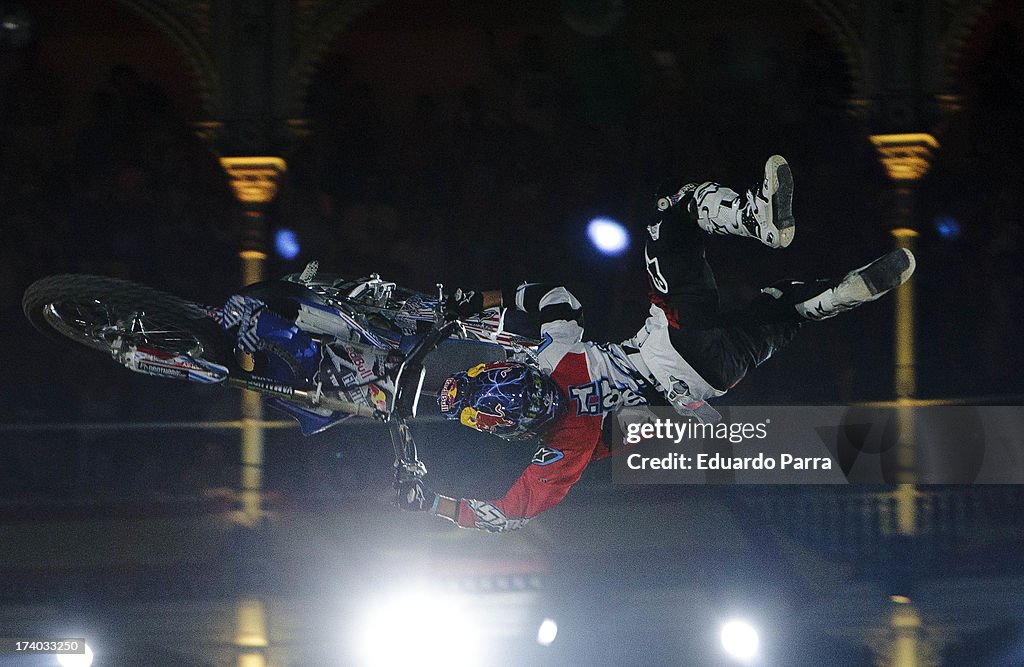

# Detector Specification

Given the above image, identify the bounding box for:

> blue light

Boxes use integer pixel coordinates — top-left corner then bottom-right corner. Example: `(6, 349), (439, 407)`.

(587, 217), (630, 256)
(934, 216), (961, 240)
(275, 228), (301, 259)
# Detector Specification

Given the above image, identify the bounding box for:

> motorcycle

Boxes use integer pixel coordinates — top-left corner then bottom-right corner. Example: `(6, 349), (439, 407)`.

(22, 261), (540, 482)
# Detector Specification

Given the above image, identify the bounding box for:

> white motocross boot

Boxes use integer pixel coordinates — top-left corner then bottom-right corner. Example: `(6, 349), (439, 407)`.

(795, 248), (917, 321)
(693, 155), (795, 248)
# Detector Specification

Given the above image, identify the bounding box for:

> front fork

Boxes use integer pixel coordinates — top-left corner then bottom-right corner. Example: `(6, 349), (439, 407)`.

(389, 282), (452, 485)
(390, 418), (427, 483)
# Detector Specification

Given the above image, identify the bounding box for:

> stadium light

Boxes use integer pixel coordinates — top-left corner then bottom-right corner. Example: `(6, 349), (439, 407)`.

(536, 618), (558, 646)
(56, 643), (94, 667)
(274, 228), (301, 260)
(720, 618), (759, 663)
(352, 589), (481, 667)
(0, 4), (34, 50)
(934, 215), (961, 240)
(587, 217), (630, 256)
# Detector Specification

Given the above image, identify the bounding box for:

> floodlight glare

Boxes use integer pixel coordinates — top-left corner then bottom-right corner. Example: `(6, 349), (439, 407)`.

(934, 216), (961, 240)
(56, 643), (94, 667)
(537, 618), (558, 646)
(720, 619), (759, 662)
(587, 217), (630, 255)
(353, 590), (481, 667)
(274, 228), (301, 260)
(0, 5), (34, 49)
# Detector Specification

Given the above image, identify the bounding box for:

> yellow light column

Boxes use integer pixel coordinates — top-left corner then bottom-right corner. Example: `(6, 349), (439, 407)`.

(220, 157), (286, 667)
(869, 134), (937, 535)
(869, 133), (936, 403)
(220, 156), (287, 529)
(889, 597), (922, 667)
(891, 226), (919, 533)
(891, 226), (919, 400)
(235, 598), (269, 667)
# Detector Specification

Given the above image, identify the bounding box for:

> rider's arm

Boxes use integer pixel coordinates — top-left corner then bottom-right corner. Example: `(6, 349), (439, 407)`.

(500, 282), (585, 344)
(433, 459), (589, 532)
(451, 283), (583, 338)
(432, 418), (602, 532)
(467, 284), (583, 335)
(502, 283), (583, 323)
(479, 290), (502, 310)
(433, 495), (460, 521)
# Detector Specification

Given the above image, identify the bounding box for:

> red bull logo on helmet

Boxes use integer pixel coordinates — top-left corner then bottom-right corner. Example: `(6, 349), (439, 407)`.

(466, 361), (516, 379)
(460, 405), (515, 433)
(439, 376), (459, 413)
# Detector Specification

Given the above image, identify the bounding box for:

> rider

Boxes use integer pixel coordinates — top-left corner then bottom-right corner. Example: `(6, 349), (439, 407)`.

(397, 156), (916, 532)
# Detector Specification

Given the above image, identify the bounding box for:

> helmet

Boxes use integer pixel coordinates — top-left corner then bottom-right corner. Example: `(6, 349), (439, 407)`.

(438, 362), (565, 440)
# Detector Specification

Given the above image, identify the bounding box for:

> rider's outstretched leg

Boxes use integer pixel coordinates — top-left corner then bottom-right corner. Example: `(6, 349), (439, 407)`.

(691, 248), (917, 389)
(793, 248), (916, 320)
(660, 155), (795, 249)
(751, 248), (917, 322)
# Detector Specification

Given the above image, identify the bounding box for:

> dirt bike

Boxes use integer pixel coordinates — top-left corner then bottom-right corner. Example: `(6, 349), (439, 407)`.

(22, 261), (541, 482)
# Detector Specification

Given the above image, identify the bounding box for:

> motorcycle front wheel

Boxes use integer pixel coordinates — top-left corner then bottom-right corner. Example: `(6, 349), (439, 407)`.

(22, 274), (230, 368)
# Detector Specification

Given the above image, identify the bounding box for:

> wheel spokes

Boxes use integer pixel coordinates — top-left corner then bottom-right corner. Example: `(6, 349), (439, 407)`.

(43, 301), (205, 357)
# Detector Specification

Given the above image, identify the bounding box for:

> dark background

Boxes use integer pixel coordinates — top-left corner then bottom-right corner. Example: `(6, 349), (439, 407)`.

(1, 1), (1024, 664)
(2, 0), (1022, 501)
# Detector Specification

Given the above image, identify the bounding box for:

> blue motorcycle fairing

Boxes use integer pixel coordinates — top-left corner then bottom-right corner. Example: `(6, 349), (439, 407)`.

(267, 397), (353, 435)
(253, 308), (320, 385)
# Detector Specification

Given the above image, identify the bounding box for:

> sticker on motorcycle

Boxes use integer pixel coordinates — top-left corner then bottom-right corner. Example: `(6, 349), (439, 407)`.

(125, 346), (228, 383)
(138, 362), (190, 381)
(368, 384), (389, 412)
(342, 344), (376, 382)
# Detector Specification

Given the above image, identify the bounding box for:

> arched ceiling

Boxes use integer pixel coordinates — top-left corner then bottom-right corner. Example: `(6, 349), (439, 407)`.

(62, 0), (1012, 131)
